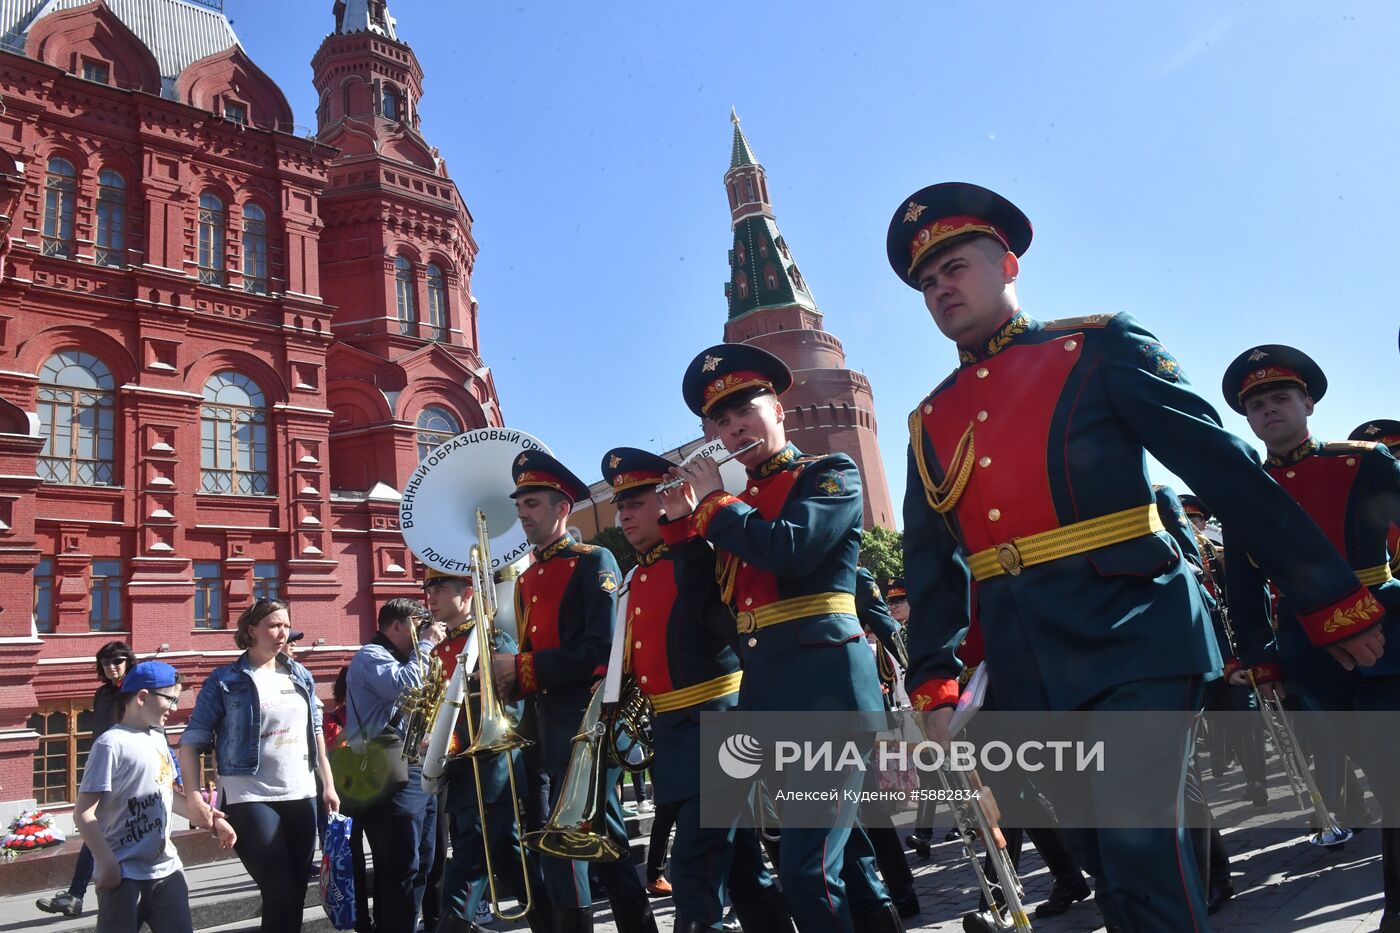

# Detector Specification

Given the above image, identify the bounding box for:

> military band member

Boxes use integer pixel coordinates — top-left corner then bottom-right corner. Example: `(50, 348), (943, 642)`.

(1222, 347), (1400, 930)
(487, 451), (657, 933)
(602, 447), (793, 933)
(1351, 420), (1400, 577)
(422, 569), (549, 933)
(884, 578), (909, 626)
(887, 182), (1384, 931)
(670, 344), (899, 933)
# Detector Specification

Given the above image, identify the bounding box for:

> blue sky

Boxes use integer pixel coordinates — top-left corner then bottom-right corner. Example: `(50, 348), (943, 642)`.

(234, 0), (1397, 521)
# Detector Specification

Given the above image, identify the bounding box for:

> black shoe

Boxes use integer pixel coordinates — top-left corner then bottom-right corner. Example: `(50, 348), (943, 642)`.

(961, 909), (1000, 933)
(892, 889), (921, 918)
(1207, 879), (1236, 915)
(945, 827), (963, 842)
(905, 833), (931, 859)
(1378, 909), (1400, 932)
(853, 903), (905, 933)
(1246, 782), (1268, 807)
(1034, 876), (1091, 919)
(552, 906), (593, 933)
(673, 918), (710, 933)
(721, 909), (742, 932)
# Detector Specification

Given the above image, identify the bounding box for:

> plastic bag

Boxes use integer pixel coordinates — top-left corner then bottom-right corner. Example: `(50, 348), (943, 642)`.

(320, 813), (356, 930)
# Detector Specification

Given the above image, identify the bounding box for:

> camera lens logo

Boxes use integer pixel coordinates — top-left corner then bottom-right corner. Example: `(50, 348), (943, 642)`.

(717, 733), (764, 780)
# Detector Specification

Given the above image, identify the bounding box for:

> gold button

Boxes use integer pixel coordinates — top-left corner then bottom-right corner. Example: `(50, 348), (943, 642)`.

(530, 625), (537, 634)
(749, 486), (759, 495)
(640, 675), (648, 685)
(977, 367), (989, 379)
(640, 573), (647, 582)
(634, 607), (642, 615)
(634, 640), (642, 650)
(977, 410), (988, 422)
(978, 456), (991, 468)
(988, 508), (1002, 521)
(741, 561), (748, 568)
(1064, 339), (1078, 351)
(747, 637), (758, 648)
(531, 595), (538, 603)
(569, 560), (576, 568)
(1346, 458), (1357, 466)
(744, 597), (753, 606)
(923, 404), (932, 414)
(538, 568), (545, 576)
(1286, 471), (1296, 478)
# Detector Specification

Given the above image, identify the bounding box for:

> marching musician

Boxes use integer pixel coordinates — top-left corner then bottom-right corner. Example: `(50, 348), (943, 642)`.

(669, 344), (900, 933)
(487, 451), (657, 933)
(602, 447), (793, 933)
(888, 182), (1384, 930)
(1350, 420), (1400, 577)
(1221, 346), (1400, 930)
(422, 568), (549, 933)
(343, 598), (445, 933)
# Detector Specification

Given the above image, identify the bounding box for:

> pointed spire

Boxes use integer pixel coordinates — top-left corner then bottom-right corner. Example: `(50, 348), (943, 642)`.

(730, 108), (759, 169)
(334, 0), (398, 40)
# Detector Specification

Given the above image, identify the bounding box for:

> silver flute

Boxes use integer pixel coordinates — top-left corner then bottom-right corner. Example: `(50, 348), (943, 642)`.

(654, 439), (765, 493)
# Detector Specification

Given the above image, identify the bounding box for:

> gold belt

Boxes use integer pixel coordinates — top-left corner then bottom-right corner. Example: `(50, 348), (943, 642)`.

(1356, 562), (1394, 588)
(967, 505), (1165, 582)
(648, 671), (743, 714)
(735, 592), (857, 635)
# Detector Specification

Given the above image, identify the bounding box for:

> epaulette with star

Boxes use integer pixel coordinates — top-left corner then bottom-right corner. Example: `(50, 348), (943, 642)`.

(1043, 313), (1117, 330)
(567, 542), (600, 554)
(1323, 440), (1381, 454)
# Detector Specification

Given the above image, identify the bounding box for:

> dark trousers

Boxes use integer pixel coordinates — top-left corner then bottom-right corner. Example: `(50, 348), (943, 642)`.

(359, 769), (438, 933)
(351, 821), (372, 933)
(68, 844), (95, 898)
(537, 762), (646, 911)
(646, 800), (681, 884)
(441, 755), (546, 925)
(421, 788), (449, 929)
(224, 797), (317, 933)
(1037, 676), (1209, 933)
(95, 872), (193, 933)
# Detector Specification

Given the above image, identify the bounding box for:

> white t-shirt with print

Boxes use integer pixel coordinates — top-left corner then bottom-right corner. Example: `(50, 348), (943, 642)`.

(79, 724), (183, 881)
(220, 666), (316, 804)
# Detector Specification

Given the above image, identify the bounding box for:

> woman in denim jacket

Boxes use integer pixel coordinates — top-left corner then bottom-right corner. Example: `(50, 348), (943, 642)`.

(178, 598), (338, 933)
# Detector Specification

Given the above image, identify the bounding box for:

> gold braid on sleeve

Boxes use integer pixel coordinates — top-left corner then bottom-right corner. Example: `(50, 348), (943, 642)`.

(908, 409), (975, 514)
(714, 551), (740, 608)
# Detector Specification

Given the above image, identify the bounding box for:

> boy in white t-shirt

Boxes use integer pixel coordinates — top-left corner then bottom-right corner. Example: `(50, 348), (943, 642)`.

(74, 661), (236, 933)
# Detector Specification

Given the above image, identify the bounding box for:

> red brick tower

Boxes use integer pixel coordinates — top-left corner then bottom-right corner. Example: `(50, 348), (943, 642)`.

(313, 0), (503, 501)
(720, 113), (894, 530)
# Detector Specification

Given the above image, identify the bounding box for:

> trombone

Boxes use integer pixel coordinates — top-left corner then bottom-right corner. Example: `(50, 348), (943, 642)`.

(1201, 534), (1353, 848)
(457, 507), (536, 921)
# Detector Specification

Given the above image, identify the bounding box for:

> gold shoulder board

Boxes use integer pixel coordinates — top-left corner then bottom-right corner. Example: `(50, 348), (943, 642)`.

(1323, 440), (1380, 453)
(1044, 313), (1117, 330)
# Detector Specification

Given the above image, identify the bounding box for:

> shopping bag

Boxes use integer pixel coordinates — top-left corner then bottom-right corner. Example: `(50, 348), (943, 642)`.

(320, 813), (356, 930)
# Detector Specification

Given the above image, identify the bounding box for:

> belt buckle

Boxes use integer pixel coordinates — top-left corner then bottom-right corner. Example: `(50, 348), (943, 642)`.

(995, 541), (1024, 576)
(736, 611), (756, 634)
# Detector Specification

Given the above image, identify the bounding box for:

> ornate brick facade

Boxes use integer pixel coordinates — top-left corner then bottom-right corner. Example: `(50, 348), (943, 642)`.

(0, 0), (499, 818)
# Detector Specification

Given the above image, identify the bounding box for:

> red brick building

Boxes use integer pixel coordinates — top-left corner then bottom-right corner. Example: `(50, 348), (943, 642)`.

(718, 114), (894, 530)
(0, 0), (499, 821)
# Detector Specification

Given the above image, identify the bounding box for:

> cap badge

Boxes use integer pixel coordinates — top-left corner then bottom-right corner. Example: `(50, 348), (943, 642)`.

(701, 354), (723, 373)
(1365, 425), (1380, 436)
(516, 453), (528, 466)
(1248, 349), (1269, 362)
(608, 454), (622, 469)
(903, 201), (927, 223)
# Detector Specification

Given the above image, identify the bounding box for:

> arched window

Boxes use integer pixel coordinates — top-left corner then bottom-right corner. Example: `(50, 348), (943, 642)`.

(200, 372), (269, 495)
(416, 405), (460, 461)
(42, 157), (77, 258)
(381, 83), (401, 120)
(425, 263), (447, 340)
(242, 204), (269, 294)
(38, 351), (116, 486)
(394, 255), (417, 335)
(95, 171), (126, 267)
(198, 193), (226, 285)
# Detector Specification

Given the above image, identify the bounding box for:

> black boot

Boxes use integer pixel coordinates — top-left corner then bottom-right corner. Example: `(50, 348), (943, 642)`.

(433, 912), (478, 933)
(892, 888), (921, 919)
(609, 898), (659, 933)
(730, 885), (795, 933)
(671, 918), (709, 933)
(524, 898), (554, 933)
(853, 903), (905, 933)
(961, 909), (1001, 933)
(1034, 876), (1091, 919)
(552, 906), (593, 933)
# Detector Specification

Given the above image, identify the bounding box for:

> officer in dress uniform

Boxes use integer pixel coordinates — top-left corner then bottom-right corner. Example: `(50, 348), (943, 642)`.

(670, 343), (900, 933)
(423, 568), (549, 933)
(486, 451), (657, 933)
(1222, 346), (1400, 930)
(1351, 420), (1400, 577)
(887, 182), (1385, 932)
(602, 447), (793, 933)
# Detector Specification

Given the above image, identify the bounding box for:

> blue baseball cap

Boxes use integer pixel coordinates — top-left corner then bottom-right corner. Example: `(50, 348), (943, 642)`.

(119, 661), (179, 694)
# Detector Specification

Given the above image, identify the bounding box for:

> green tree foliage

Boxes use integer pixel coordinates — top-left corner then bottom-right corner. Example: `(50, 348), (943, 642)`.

(589, 526), (636, 574)
(858, 526), (903, 584)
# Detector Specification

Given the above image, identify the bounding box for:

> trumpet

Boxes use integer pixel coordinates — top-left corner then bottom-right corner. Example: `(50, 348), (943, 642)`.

(653, 438), (765, 493)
